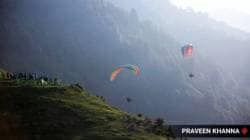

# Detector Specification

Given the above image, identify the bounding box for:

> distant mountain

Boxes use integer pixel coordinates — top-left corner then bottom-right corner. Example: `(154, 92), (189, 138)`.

(106, 0), (250, 41)
(1, 0), (250, 125)
(210, 9), (250, 33)
(105, 0), (250, 123)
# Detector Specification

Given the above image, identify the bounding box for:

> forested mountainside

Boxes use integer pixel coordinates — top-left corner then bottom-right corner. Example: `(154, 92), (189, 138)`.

(1, 0), (250, 124)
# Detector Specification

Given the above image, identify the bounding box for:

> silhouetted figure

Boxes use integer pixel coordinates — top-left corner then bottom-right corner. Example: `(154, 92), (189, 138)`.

(53, 78), (59, 85)
(13, 73), (18, 79)
(44, 76), (48, 81)
(137, 113), (142, 117)
(18, 73), (23, 79)
(126, 97), (132, 103)
(6, 72), (11, 79)
(28, 73), (34, 80)
(154, 118), (164, 127)
(189, 73), (194, 78)
(23, 73), (26, 79)
(10, 73), (15, 79)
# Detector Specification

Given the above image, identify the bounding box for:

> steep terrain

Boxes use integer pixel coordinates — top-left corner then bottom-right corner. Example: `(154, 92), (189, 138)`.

(0, 78), (173, 140)
(1, 0), (250, 124)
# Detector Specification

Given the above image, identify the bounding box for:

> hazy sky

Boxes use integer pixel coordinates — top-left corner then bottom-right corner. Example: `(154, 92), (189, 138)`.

(170, 0), (250, 32)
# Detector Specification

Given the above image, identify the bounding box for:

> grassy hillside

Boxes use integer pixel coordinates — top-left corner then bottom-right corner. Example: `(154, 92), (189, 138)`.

(0, 79), (174, 140)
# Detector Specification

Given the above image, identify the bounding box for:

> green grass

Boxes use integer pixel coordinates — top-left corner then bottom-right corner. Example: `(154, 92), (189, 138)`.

(0, 79), (174, 140)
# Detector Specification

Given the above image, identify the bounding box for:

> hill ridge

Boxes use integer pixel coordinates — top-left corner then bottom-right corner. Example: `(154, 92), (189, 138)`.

(0, 74), (174, 140)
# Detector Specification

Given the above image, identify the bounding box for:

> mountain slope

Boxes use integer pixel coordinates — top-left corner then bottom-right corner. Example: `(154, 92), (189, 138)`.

(1, 0), (250, 124)
(0, 0), (191, 123)
(0, 79), (173, 140)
